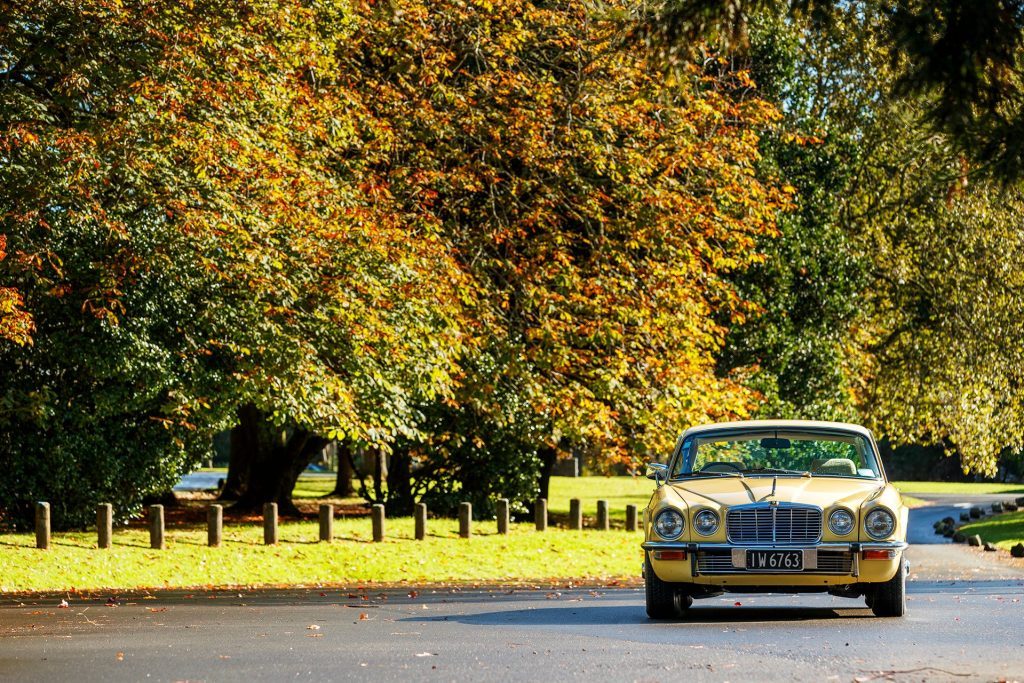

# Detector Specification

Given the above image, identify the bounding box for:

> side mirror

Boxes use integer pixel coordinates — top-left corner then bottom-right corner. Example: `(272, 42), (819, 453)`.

(646, 462), (668, 482)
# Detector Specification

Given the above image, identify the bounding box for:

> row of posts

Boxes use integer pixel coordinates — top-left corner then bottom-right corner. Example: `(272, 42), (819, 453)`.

(32, 498), (641, 549)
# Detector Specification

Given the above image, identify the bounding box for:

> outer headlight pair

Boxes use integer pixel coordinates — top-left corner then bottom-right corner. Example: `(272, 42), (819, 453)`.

(654, 509), (685, 539)
(654, 508), (719, 539)
(864, 508), (896, 539)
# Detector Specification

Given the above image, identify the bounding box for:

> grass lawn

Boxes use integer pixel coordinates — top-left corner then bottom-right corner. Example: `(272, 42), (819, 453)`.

(4, 474), (1007, 593)
(0, 519), (642, 594)
(958, 511), (1024, 551)
(548, 475), (654, 521)
(891, 481), (1024, 495)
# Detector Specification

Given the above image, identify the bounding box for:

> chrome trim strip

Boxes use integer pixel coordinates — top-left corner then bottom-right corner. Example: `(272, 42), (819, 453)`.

(642, 541), (908, 551)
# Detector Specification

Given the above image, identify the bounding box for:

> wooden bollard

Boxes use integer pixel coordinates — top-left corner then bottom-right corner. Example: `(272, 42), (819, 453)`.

(263, 502), (278, 545)
(97, 503), (113, 549)
(372, 504), (385, 542)
(459, 502), (472, 538)
(626, 504), (639, 532)
(149, 504), (165, 550)
(596, 499), (609, 530)
(497, 498), (509, 535)
(415, 503), (427, 540)
(535, 498), (548, 531)
(319, 504), (333, 542)
(208, 504), (223, 547)
(569, 498), (582, 530)
(35, 502), (50, 550)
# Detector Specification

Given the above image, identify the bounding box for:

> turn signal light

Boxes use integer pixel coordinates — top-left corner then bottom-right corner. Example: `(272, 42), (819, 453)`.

(862, 549), (896, 560)
(653, 550), (687, 561)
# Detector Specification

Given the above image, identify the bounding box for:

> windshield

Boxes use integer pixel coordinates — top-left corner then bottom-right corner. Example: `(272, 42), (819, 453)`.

(672, 431), (881, 479)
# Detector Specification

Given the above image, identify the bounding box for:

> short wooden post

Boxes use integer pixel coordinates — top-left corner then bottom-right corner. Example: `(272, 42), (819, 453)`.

(535, 498), (547, 531)
(97, 503), (113, 549)
(319, 504), (333, 542)
(459, 502), (472, 538)
(35, 502), (50, 550)
(626, 504), (639, 532)
(497, 498), (509, 535)
(596, 499), (609, 530)
(149, 504), (165, 550)
(263, 503), (278, 545)
(569, 498), (582, 530)
(208, 504), (223, 547)
(372, 504), (385, 542)
(415, 502), (427, 540)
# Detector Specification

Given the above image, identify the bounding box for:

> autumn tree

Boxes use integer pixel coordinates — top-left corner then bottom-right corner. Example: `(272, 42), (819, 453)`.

(0, 0), (466, 527)
(0, 235), (32, 346)
(343, 0), (791, 514)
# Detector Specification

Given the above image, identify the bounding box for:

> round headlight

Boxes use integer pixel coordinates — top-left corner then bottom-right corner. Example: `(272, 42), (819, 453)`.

(864, 508), (895, 539)
(654, 509), (685, 539)
(693, 509), (720, 536)
(829, 509), (855, 535)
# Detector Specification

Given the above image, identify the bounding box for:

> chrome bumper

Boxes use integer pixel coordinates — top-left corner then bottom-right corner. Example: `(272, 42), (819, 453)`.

(641, 541), (909, 551)
(642, 541), (908, 578)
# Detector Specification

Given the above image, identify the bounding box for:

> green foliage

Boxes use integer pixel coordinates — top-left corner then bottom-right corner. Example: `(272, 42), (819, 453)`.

(636, 0), (1024, 181)
(0, 0), (466, 528)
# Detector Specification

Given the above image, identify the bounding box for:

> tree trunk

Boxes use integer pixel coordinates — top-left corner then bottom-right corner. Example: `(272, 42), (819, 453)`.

(536, 445), (558, 502)
(329, 440), (355, 498)
(219, 408), (256, 500)
(227, 404), (329, 516)
(385, 448), (414, 516)
(372, 448), (386, 503)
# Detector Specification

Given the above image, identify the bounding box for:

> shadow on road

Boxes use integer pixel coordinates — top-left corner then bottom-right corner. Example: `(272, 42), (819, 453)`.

(402, 603), (876, 627)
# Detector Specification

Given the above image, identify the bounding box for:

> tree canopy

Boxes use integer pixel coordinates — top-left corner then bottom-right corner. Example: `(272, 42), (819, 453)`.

(2, 0), (1022, 527)
(636, 0), (1024, 181)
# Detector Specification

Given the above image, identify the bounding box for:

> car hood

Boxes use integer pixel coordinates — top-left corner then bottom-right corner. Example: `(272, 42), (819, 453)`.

(666, 476), (886, 510)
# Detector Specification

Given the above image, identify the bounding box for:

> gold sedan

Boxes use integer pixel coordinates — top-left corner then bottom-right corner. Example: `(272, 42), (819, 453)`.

(642, 420), (908, 618)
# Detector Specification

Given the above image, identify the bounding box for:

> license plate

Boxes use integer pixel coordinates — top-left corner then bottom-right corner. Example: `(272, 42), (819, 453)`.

(746, 549), (803, 571)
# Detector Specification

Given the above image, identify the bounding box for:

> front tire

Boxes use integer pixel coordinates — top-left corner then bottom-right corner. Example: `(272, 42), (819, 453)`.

(645, 554), (690, 618)
(870, 557), (907, 617)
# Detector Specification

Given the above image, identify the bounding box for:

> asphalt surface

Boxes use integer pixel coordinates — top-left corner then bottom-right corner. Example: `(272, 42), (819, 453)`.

(2, 496), (1023, 683)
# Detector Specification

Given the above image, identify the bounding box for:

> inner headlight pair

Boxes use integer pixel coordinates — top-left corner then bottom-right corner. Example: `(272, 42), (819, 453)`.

(654, 508), (719, 539)
(828, 507), (895, 539)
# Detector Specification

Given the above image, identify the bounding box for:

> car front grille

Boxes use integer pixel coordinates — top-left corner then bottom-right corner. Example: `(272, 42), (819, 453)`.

(726, 504), (823, 545)
(695, 549), (853, 574)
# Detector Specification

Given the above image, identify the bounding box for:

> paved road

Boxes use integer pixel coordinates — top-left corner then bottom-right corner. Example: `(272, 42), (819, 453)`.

(2, 497), (1023, 683)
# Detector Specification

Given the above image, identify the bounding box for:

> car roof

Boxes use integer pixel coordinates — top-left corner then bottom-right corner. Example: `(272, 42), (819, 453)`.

(680, 419), (874, 440)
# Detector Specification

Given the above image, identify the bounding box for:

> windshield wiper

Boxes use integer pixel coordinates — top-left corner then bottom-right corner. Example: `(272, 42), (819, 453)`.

(745, 468), (811, 477)
(684, 471), (745, 479)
